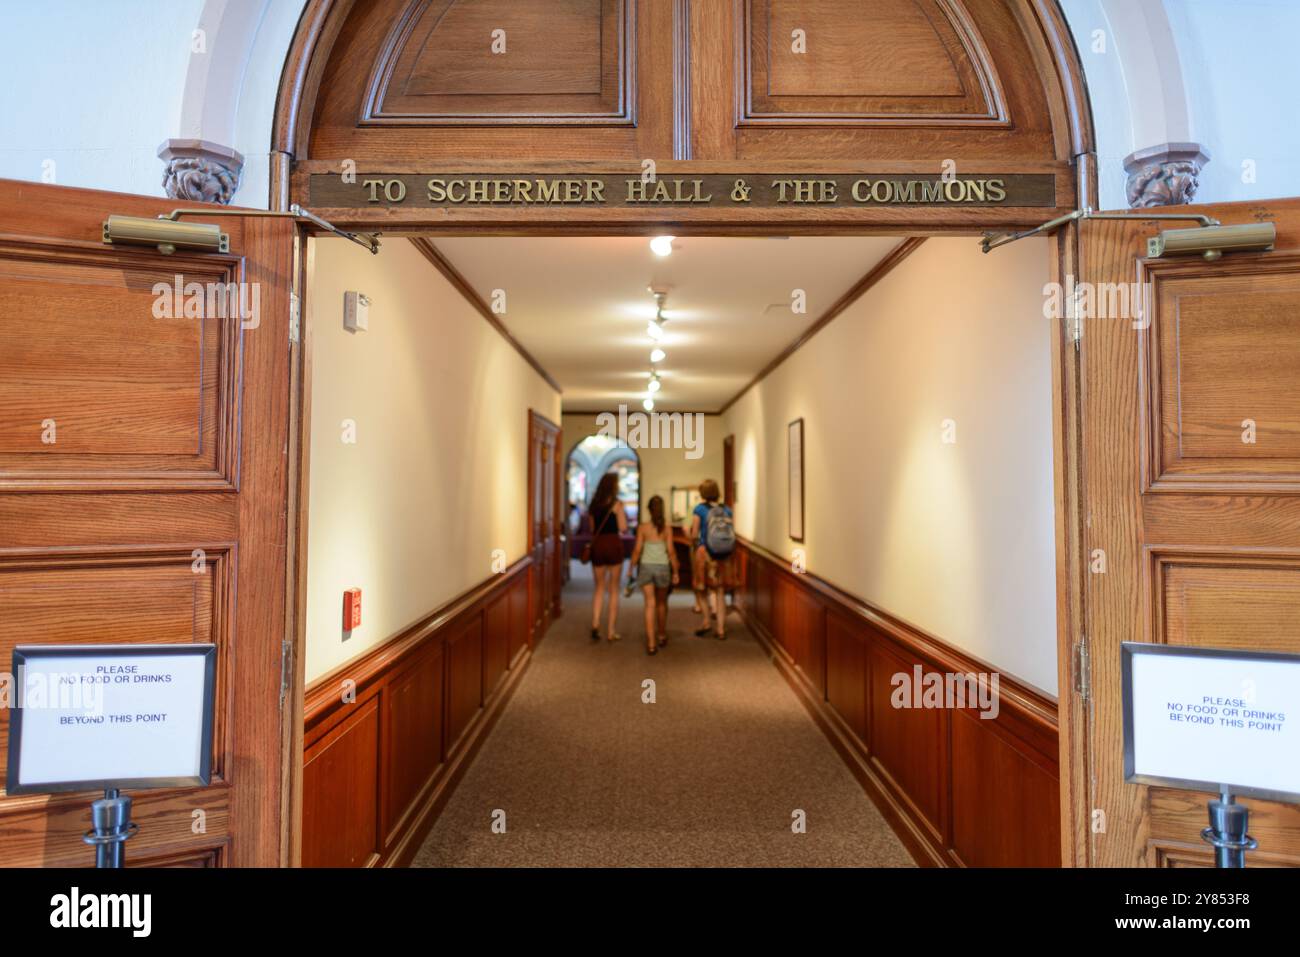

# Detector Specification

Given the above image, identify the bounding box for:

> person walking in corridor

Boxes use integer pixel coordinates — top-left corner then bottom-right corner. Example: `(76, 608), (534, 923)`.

(628, 495), (679, 655)
(690, 479), (738, 639)
(588, 472), (628, 642)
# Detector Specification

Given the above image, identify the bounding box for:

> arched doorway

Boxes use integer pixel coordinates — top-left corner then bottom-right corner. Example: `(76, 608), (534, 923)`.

(566, 433), (640, 560)
(273, 0), (1106, 871)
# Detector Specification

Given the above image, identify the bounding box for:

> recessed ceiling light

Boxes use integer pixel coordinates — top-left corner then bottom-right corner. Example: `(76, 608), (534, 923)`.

(650, 348), (666, 363)
(642, 397), (655, 411)
(650, 235), (675, 257)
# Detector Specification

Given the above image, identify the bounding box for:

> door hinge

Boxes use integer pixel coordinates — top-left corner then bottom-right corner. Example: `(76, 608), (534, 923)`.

(289, 290), (301, 344)
(1069, 286), (1083, 350)
(279, 639), (293, 707)
(1074, 637), (1090, 699)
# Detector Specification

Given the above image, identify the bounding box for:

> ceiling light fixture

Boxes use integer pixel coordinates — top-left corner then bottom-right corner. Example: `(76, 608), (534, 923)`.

(642, 397), (655, 411)
(650, 235), (675, 257)
(650, 347), (665, 364)
(646, 290), (669, 341)
(647, 377), (661, 393)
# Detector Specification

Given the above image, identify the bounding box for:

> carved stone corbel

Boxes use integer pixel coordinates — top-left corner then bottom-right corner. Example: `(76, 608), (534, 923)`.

(158, 139), (244, 205)
(1123, 142), (1211, 208)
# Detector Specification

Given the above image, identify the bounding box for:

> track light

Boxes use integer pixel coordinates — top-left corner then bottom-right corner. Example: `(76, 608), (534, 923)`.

(650, 348), (665, 363)
(647, 320), (664, 341)
(647, 377), (661, 393)
(650, 235), (674, 257)
(642, 398), (655, 411)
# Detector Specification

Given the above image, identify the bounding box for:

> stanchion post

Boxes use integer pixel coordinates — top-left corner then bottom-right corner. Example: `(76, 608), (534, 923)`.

(1201, 786), (1257, 868)
(83, 788), (137, 868)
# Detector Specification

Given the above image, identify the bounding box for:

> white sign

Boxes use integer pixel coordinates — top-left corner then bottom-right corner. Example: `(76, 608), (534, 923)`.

(1123, 643), (1300, 802)
(6, 644), (215, 794)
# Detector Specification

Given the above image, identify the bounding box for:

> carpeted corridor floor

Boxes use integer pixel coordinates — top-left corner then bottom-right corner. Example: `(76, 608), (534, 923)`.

(412, 562), (914, 867)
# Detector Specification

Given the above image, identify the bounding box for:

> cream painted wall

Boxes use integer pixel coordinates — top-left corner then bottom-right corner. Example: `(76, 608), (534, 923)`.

(306, 238), (561, 683)
(723, 238), (1058, 694)
(561, 413), (722, 523)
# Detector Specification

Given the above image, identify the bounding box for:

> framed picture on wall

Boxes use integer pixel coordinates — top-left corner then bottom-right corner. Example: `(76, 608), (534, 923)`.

(788, 418), (805, 542)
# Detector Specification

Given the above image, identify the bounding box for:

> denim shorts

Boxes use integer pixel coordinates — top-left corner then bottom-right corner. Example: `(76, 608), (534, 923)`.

(632, 563), (672, 589)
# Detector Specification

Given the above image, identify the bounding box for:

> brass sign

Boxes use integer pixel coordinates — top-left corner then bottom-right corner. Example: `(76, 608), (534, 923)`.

(309, 172), (1057, 209)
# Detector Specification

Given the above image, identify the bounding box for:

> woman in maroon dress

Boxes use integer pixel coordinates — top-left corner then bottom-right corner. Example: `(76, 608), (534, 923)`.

(588, 472), (628, 641)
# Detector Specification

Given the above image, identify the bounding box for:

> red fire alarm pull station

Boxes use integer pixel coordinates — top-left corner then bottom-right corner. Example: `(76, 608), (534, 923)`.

(343, 588), (362, 631)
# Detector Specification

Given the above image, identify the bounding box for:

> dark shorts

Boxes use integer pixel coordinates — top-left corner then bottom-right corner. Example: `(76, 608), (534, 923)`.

(633, 563), (672, 589)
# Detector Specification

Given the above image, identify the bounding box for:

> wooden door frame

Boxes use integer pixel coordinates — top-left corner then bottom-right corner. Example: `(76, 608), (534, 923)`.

(283, 223), (1092, 866)
(275, 0), (1099, 867)
(281, 231), (313, 867)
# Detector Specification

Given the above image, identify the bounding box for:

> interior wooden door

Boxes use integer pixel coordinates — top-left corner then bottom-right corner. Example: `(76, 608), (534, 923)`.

(1078, 198), (1300, 867)
(527, 410), (560, 644)
(552, 425), (564, 616)
(0, 180), (296, 866)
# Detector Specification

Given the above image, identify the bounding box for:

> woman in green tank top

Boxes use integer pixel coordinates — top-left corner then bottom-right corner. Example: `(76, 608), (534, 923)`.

(629, 495), (680, 655)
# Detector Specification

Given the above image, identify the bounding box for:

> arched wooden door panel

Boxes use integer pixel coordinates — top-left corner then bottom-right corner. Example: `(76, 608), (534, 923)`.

(275, 0), (1090, 230)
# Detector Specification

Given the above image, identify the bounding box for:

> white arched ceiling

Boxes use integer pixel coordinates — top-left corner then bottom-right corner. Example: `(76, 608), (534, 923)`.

(172, 0), (307, 206)
(1099, 0), (1191, 148)
(1058, 0), (1194, 208)
(178, 0), (268, 146)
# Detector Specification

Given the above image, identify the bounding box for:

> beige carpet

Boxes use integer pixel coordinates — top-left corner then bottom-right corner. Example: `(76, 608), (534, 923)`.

(412, 562), (915, 867)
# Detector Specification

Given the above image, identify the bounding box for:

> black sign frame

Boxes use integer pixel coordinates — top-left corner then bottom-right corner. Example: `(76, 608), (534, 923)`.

(1121, 641), (1300, 804)
(5, 643), (216, 795)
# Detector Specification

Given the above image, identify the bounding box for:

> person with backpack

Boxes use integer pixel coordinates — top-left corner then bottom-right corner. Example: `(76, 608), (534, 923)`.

(689, 479), (738, 639)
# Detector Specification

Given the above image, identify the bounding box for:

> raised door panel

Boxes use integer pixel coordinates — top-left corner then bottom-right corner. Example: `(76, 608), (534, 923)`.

(950, 708), (1060, 867)
(483, 588), (510, 695)
(867, 638), (947, 842)
(307, 0), (674, 162)
(687, 0), (1065, 165)
(1147, 786), (1300, 867)
(825, 610), (867, 741)
(0, 549), (233, 790)
(0, 241), (241, 490)
(383, 645), (444, 838)
(746, 0), (1001, 123)
(754, 561), (769, 634)
(508, 572), (528, 663)
(368, 0), (631, 124)
(1141, 254), (1300, 493)
(1150, 551), (1300, 654)
(445, 614), (484, 751)
(302, 697), (381, 867)
(785, 583), (825, 695)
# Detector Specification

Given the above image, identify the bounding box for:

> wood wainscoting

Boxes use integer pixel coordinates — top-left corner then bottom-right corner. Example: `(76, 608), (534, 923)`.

(734, 540), (1061, 867)
(302, 556), (536, 867)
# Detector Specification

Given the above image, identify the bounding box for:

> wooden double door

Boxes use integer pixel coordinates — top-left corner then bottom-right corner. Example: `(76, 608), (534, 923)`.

(527, 411), (562, 645)
(0, 180), (297, 866)
(1070, 198), (1300, 866)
